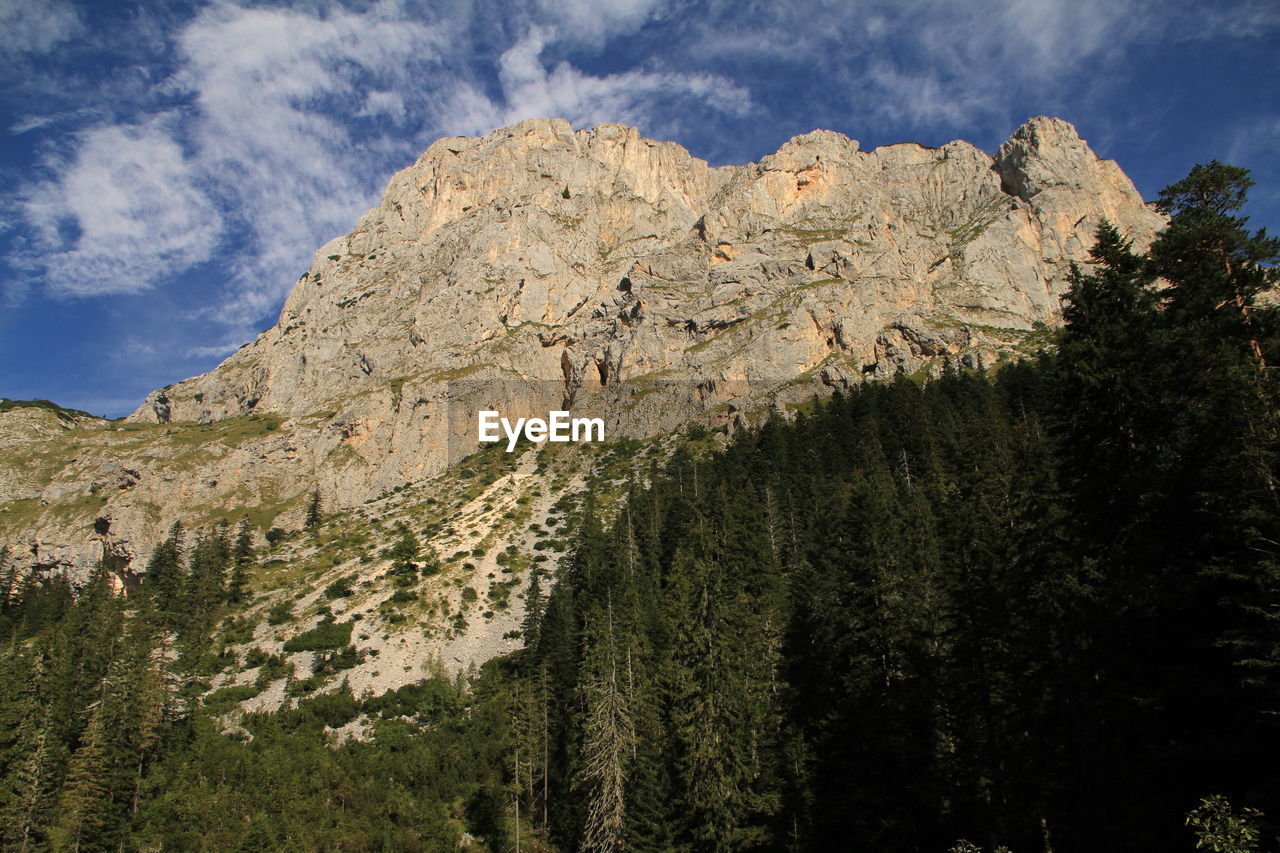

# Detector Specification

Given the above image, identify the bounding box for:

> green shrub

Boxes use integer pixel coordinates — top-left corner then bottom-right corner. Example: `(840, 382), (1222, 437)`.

(488, 582), (512, 610)
(254, 654), (292, 688)
(311, 645), (361, 675)
(286, 674), (324, 697)
(1186, 796), (1264, 853)
(283, 619), (353, 652)
(221, 617), (255, 646)
(290, 688), (360, 729)
(205, 683), (263, 705)
(267, 600), (294, 625)
(362, 677), (460, 721)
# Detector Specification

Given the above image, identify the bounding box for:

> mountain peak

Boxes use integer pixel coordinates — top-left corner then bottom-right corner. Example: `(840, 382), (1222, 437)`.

(1010, 115), (1084, 145)
(6, 119), (1163, 581)
(996, 116), (1124, 203)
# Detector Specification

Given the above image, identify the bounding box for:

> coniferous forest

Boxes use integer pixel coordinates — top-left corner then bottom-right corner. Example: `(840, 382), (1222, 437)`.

(1, 163), (1278, 851)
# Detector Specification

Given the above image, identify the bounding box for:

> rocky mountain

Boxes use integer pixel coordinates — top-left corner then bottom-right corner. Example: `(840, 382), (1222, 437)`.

(1, 115), (1161, 587)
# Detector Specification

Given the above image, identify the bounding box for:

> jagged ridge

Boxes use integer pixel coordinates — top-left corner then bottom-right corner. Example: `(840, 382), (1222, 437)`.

(1, 116), (1162, 581)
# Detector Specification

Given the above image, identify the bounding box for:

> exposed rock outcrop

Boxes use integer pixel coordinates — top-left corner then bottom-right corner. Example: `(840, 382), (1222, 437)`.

(0, 116), (1163, 579)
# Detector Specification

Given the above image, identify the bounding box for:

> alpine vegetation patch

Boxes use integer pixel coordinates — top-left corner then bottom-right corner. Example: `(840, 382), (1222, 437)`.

(478, 410), (605, 451)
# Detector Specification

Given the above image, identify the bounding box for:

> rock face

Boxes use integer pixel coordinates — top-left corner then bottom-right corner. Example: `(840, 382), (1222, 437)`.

(1, 116), (1162, 579)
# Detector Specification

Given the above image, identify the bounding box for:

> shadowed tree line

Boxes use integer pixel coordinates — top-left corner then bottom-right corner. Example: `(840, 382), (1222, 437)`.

(0, 162), (1276, 851)
(508, 161), (1280, 852)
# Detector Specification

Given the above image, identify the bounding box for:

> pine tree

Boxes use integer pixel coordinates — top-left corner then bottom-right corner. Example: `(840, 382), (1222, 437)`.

(388, 528), (419, 572)
(1, 651), (58, 853)
(64, 561), (125, 719)
(1149, 163), (1280, 813)
(577, 600), (634, 853)
(57, 701), (112, 852)
(186, 524), (231, 625)
(145, 521), (186, 617)
(665, 544), (770, 850)
(0, 545), (15, 608)
(522, 569), (545, 649)
(305, 490), (323, 529)
(4, 714), (56, 852)
(1039, 165), (1280, 849)
(1152, 161), (1279, 369)
(1052, 222), (1159, 546)
(507, 677), (539, 853)
(228, 516), (255, 603)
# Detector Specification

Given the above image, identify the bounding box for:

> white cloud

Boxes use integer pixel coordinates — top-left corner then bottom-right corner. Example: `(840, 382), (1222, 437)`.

(167, 1), (450, 326)
(20, 120), (222, 297)
(184, 337), (254, 360)
(535, 0), (668, 45)
(436, 27), (753, 139)
(1226, 116), (1280, 211)
(10, 107), (106, 135)
(358, 90), (408, 124)
(0, 0), (84, 55)
(681, 0), (1277, 133)
(496, 28), (754, 126)
(859, 61), (999, 129)
(838, 0), (1148, 129)
(1228, 116), (1280, 164)
(12, 0), (755, 343)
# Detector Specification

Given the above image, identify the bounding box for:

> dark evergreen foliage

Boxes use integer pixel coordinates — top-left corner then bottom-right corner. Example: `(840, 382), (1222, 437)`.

(0, 162), (1276, 851)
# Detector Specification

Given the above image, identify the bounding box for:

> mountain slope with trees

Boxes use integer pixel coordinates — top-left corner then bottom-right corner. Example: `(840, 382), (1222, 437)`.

(0, 162), (1276, 851)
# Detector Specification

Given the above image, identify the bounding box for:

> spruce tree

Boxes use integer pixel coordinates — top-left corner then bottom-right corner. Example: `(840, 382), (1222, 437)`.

(186, 524), (231, 625)
(1, 651), (58, 853)
(521, 569), (545, 649)
(305, 490), (323, 529)
(228, 516), (255, 603)
(577, 601), (634, 853)
(57, 701), (112, 852)
(145, 521), (186, 618)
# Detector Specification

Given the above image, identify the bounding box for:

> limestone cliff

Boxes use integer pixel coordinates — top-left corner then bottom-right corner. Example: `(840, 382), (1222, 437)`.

(0, 116), (1162, 580)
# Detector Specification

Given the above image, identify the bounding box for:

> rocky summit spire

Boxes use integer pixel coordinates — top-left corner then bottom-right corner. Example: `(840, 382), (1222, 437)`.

(995, 117), (1157, 251)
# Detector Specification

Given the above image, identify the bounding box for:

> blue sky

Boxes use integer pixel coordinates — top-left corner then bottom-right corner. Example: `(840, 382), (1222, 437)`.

(2, 0), (1278, 418)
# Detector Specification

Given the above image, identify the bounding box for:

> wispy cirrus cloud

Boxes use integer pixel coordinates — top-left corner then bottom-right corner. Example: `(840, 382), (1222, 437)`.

(533, 0), (670, 46)
(675, 0), (1280, 136)
(0, 0), (84, 56)
(8, 0), (754, 353)
(20, 119), (223, 297)
(168, 0), (450, 327)
(3, 0), (1278, 416)
(437, 26), (753, 138)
